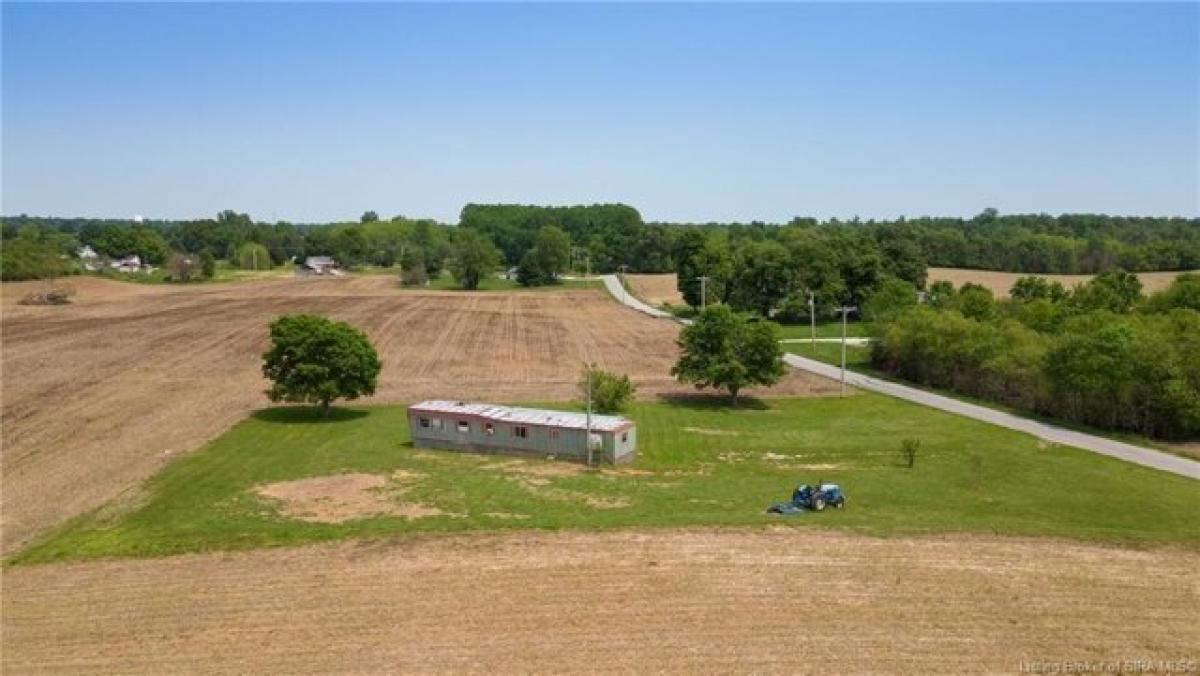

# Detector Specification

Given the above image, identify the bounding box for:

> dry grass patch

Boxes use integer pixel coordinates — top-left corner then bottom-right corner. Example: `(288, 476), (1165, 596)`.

(254, 472), (445, 523)
(683, 426), (740, 436)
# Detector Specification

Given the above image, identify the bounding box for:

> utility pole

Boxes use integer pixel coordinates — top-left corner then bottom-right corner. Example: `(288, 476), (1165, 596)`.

(618, 264), (629, 305)
(585, 367), (594, 466)
(696, 276), (710, 309)
(808, 292), (816, 355)
(834, 305), (858, 397)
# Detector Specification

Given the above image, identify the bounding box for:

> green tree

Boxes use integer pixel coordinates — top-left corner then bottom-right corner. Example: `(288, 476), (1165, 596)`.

(1069, 269), (1143, 314)
(261, 314), (382, 416)
(199, 249), (217, 279)
(862, 277), (918, 324)
(579, 364), (636, 413)
(361, 210), (380, 223)
(0, 229), (73, 281)
(1145, 273), (1200, 313)
(532, 225), (571, 282)
(728, 239), (794, 316)
(447, 229), (501, 290)
(671, 305), (786, 404)
(1011, 276), (1063, 303)
(926, 280), (957, 309)
(235, 242), (271, 270)
(956, 283), (997, 321)
(516, 249), (549, 287)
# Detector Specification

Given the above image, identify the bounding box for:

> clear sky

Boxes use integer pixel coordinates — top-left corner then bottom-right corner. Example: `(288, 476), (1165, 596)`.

(3, 2), (1197, 223)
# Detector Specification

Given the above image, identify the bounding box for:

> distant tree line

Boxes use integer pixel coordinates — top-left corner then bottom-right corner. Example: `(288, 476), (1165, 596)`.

(4, 207), (1197, 286)
(869, 271), (1200, 440)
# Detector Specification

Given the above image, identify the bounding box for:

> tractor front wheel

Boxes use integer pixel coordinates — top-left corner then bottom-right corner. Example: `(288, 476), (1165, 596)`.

(811, 496), (826, 512)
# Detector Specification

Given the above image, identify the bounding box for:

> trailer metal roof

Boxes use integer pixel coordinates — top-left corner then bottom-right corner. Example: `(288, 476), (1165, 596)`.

(408, 400), (633, 433)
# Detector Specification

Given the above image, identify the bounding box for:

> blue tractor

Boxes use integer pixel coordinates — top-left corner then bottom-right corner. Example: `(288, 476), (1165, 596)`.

(767, 482), (847, 514)
(793, 482), (846, 511)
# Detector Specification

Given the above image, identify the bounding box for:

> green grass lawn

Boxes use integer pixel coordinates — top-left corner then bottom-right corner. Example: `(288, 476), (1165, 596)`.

(14, 394), (1198, 565)
(784, 342), (872, 368)
(777, 321), (872, 340)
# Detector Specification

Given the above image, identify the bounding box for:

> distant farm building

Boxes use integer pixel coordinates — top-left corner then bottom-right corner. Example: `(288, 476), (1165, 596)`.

(298, 256), (342, 276)
(110, 255), (145, 273)
(408, 400), (636, 464)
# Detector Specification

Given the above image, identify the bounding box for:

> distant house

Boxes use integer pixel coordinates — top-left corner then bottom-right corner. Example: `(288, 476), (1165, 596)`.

(110, 255), (143, 273)
(298, 256), (341, 276)
(408, 400), (637, 464)
(76, 245), (101, 271)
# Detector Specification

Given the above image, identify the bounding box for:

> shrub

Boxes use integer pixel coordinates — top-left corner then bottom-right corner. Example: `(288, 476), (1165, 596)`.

(579, 364), (636, 414)
(900, 438), (920, 468)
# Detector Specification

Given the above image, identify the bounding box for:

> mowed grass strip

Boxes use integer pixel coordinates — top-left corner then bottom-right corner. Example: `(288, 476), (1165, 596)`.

(783, 342), (872, 368)
(14, 395), (1199, 564)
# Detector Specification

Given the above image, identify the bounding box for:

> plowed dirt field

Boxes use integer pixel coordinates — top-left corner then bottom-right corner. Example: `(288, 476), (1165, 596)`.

(4, 529), (1196, 673)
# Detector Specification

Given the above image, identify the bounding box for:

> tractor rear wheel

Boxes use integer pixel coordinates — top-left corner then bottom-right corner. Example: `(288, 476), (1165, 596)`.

(811, 495), (826, 512)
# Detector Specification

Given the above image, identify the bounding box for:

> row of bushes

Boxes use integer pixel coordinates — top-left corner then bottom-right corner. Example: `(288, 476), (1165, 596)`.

(870, 273), (1200, 439)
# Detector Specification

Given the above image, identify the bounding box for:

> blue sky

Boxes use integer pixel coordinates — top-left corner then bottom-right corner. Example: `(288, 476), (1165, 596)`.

(3, 2), (1197, 223)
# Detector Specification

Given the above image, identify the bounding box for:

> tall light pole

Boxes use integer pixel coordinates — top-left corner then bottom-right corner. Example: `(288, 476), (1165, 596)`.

(696, 276), (710, 308)
(834, 305), (858, 397)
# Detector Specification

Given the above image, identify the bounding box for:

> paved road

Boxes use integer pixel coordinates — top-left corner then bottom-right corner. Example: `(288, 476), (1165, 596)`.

(600, 275), (1200, 480)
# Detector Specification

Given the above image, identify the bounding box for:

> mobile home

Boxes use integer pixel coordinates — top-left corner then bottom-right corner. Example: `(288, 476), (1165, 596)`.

(407, 400), (636, 464)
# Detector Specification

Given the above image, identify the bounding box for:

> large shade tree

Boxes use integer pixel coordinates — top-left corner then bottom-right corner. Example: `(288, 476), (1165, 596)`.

(671, 304), (785, 404)
(448, 229), (501, 290)
(262, 314), (382, 416)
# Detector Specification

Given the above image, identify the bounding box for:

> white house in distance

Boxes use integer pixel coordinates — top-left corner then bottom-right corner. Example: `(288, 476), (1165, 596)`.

(110, 255), (144, 273)
(298, 256), (343, 276)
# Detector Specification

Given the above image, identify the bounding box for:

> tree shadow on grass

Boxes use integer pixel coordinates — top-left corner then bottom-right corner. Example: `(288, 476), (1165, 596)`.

(655, 393), (771, 411)
(251, 406), (370, 424)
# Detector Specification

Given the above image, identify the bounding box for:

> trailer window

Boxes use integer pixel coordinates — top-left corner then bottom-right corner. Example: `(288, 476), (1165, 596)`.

(514, 426), (528, 439)
(457, 421), (470, 433)
(621, 432), (628, 443)
(485, 423), (495, 436)
(419, 417), (430, 428)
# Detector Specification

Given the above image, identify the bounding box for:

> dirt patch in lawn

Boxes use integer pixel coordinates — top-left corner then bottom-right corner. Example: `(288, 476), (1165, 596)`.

(255, 472), (444, 523)
(483, 459), (585, 478)
(482, 512), (531, 520)
(683, 426), (741, 436)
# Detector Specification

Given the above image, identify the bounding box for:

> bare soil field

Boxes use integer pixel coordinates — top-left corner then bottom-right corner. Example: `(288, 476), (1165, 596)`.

(625, 273), (685, 306)
(928, 267), (1193, 297)
(0, 275), (835, 554)
(4, 528), (1196, 673)
(624, 270), (1192, 305)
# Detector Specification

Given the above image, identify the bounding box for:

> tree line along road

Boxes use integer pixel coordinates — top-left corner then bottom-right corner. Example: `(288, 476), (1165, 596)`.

(600, 275), (1200, 480)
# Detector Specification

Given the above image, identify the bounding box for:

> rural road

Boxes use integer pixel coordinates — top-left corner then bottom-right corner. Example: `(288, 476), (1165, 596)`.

(601, 275), (1200, 480)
